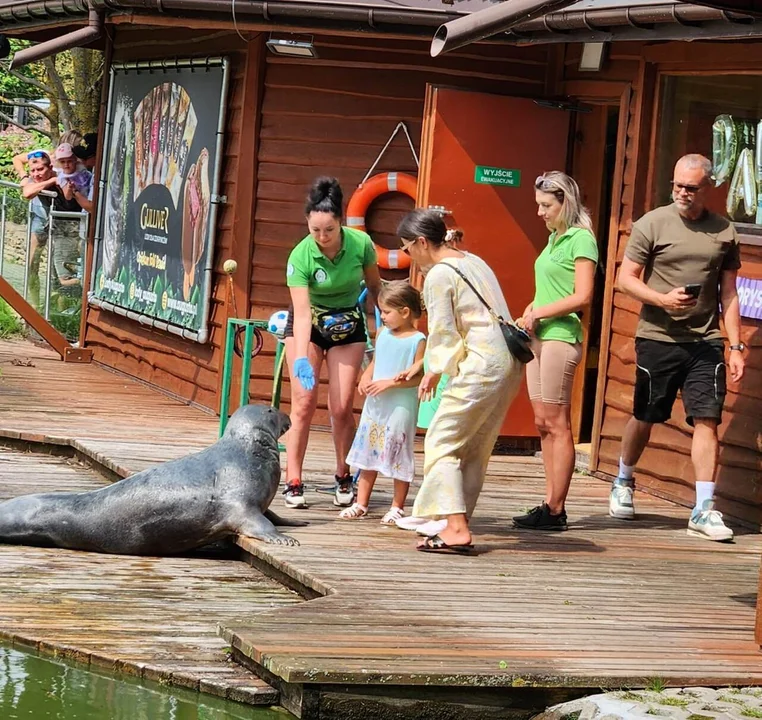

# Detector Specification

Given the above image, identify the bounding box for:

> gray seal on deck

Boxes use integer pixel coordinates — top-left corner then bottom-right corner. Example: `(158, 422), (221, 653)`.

(0, 404), (306, 555)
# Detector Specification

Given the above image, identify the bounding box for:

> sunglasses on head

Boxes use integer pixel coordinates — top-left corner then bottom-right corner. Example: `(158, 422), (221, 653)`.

(535, 175), (564, 195)
(27, 151), (49, 160)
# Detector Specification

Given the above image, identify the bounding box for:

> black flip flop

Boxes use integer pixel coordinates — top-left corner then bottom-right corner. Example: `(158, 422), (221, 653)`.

(416, 534), (475, 555)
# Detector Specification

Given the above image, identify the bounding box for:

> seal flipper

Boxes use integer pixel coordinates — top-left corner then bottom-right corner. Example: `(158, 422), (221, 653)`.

(264, 509), (309, 528)
(238, 513), (300, 546)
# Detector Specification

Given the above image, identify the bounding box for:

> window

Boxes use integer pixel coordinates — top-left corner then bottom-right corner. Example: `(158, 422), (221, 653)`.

(654, 74), (762, 233)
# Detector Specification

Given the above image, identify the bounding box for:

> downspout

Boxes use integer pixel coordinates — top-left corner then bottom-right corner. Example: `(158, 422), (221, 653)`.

(430, 0), (579, 56)
(10, 8), (102, 69)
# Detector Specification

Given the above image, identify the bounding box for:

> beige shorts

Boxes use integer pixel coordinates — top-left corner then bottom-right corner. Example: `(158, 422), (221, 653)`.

(525, 339), (583, 405)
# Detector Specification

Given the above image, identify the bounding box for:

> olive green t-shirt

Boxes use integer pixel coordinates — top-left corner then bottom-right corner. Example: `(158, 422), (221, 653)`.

(625, 204), (741, 343)
(286, 227), (377, 309)
(532, 227), (599, 344)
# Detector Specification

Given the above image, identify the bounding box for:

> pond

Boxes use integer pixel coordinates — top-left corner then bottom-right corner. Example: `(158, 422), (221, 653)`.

(0, 644), (292, 720)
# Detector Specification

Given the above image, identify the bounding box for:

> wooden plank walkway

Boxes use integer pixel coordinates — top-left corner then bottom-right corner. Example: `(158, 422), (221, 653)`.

(0, 445), (302, 705)
(1, 339), (761, 716)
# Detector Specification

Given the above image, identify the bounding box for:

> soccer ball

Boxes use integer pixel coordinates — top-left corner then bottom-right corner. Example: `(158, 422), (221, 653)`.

(268, 310), (289, 340)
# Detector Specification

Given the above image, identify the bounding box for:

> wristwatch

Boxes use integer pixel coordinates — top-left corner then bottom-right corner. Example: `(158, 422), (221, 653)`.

(729, 343), (746, 352)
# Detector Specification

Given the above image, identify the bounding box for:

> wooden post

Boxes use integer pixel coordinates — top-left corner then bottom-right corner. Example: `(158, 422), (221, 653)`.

(215, 35), (266, 415)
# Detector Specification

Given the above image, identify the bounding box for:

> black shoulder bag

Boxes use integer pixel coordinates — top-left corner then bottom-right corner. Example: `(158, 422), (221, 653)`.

(439, 262), (534, 364)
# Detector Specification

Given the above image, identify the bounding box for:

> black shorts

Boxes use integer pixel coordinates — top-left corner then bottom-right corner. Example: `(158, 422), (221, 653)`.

(633, 338), (726, 426)
(284, 306), (367, 351)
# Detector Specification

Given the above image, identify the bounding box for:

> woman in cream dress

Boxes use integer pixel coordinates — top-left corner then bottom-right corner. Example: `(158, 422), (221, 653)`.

(397, 210), (523, 553)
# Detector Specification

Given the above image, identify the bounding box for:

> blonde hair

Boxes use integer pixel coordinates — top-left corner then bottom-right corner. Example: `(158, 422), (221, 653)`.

(535, 171), (594, 235)
(378, 280), (423, 319)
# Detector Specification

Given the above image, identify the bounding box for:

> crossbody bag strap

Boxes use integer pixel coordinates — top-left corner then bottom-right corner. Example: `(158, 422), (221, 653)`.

(438, 261), (505, 324)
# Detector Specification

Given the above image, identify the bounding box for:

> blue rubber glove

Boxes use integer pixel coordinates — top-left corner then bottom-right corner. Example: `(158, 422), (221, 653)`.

(293, 357), (315, 391)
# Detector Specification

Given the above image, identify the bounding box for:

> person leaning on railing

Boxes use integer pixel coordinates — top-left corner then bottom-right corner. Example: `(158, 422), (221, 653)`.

(13, 145), (89, 296)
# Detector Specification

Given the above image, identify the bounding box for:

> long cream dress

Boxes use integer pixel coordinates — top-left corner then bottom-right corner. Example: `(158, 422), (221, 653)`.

(412, 253), (522, 519)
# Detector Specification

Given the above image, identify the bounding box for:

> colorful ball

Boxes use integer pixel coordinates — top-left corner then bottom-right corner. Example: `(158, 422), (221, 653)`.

(268, 310), (289, 339)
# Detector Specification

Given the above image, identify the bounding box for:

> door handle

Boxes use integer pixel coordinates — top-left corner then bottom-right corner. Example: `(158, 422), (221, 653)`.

(427, 204), (453, 216)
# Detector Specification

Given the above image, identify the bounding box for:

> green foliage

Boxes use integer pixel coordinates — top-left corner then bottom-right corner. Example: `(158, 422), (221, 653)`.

(656, 696), (689, 708)
(0, 40), (39, 100)
(0, 298), (24, 338)
(741, 708), (762, 718)
(645, 677), (666, 693)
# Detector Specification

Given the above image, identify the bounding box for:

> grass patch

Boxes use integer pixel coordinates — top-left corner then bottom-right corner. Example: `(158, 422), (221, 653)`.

(656, 697), (689, 708)
(560, 713), (581, 720)
(645, 677), (666, 693)
(687, 715), (715, 720)
(719, 695), (746, 705)
(619, 691), (644, 702)
(0, 298), (24, 339)
(646, 708), (667, 716)
(741, 709), (762, 719)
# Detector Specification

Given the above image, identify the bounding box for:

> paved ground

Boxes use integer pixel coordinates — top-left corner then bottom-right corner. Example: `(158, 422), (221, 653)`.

(536, 686), (762, 719)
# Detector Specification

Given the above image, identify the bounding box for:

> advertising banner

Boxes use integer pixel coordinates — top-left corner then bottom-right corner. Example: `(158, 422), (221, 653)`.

(90, 58), (229, 343)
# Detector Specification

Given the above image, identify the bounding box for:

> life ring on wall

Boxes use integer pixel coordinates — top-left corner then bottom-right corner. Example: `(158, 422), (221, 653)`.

(346, 172), (417, 270)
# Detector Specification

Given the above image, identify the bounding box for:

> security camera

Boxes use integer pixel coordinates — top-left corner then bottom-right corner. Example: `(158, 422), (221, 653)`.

(0, 35), (10, 60)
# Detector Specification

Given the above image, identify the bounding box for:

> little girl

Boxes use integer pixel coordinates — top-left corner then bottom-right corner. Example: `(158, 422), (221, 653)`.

(341, 281), (426, 524)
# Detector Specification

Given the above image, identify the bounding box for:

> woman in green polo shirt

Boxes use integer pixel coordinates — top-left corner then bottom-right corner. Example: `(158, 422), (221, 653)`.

(282, 177), (382, 509)
(513, 171), (598, 532)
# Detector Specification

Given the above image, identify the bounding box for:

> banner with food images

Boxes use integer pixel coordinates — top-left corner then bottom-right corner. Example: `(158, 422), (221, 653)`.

(90, 58), (229, 342)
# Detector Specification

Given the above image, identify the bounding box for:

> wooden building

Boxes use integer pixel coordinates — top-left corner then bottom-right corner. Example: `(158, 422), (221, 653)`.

(1, 0), (760, 525)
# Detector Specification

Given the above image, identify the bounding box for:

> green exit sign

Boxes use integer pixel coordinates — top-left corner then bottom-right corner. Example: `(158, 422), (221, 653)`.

(474, 165), (521, 187)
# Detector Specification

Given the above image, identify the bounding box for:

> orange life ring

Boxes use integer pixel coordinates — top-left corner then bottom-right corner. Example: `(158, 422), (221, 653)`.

(346, 172), (417, 270)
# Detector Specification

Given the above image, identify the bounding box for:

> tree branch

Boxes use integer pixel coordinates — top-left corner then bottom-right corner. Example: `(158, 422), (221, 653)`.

(42, 57), (73, 131)
(0, 97), (55, 125)
(8, 69), (55, 96)
(0, 111), (53, 138)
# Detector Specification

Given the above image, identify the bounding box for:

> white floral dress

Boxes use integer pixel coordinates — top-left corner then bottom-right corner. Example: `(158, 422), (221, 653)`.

(346, 327), (425, 482)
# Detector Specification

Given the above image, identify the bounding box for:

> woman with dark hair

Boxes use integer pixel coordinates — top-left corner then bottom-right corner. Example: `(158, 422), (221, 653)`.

(283, 177), (382, 509)
(398, 210), (523, 553)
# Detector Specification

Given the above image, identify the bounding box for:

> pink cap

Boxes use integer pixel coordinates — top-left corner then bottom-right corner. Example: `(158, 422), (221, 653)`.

(55, 143), (74, 159)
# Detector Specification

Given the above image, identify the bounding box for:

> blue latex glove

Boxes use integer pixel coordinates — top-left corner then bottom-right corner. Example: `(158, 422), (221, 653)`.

(293, 357), (315, 391)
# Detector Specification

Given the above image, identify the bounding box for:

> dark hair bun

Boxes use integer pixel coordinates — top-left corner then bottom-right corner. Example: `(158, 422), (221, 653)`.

(305, 176), (343, 217)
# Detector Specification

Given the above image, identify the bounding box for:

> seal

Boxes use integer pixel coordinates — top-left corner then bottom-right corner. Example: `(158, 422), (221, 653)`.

(0, 404), (306, 555)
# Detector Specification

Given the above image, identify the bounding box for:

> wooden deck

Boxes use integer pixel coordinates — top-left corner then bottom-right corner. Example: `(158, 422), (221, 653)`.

(1, 339), (761, 719)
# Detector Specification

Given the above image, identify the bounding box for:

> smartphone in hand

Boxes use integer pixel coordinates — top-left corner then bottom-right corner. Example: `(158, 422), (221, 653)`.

(684, 283), (702, 299)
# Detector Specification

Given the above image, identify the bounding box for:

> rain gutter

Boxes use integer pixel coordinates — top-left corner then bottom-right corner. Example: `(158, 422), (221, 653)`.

(10, 7), (102, 67)
(431, 0), (578, 56)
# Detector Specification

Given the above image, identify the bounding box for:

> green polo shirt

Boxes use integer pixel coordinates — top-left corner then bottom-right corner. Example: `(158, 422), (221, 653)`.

(286, 227), (377, 309)
(532, 226), (599, 344)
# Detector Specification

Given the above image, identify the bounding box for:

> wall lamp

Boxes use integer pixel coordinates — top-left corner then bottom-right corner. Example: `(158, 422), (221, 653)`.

(578, 42), (606, 72)
(265, 35), (317, 58)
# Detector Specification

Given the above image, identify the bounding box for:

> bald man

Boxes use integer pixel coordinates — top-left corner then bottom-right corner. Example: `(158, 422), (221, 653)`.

(609, 154), (745, 542)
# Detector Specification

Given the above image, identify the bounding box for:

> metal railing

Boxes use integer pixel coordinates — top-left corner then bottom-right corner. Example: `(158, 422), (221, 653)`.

(0, 179), (89, 339)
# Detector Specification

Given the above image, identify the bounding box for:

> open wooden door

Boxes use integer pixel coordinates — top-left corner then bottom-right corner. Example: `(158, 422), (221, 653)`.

(416, 86), (570, 437)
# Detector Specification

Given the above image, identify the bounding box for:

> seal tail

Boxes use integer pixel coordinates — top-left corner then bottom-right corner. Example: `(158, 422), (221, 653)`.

(264, 509), (309, 528)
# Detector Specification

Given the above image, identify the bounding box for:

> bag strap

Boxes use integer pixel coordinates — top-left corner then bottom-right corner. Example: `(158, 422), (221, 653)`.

(437, 261), (506, 324)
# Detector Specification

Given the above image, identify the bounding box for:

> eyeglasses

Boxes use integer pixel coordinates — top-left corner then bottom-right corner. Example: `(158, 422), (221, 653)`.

(671, 181), (706, 194)
(400, 238), (417, 255)
(27, 151), (49, 160)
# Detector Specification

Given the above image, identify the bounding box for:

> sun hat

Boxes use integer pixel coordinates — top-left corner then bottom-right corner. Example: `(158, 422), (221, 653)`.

(55, 143), (75, 160)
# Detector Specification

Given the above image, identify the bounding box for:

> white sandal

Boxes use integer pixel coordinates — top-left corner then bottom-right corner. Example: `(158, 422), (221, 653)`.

(339, 502), (368, 520)
(380, 506), (405, 526)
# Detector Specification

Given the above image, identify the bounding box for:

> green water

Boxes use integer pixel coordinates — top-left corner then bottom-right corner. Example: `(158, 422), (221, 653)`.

(0, 644), (291, 720)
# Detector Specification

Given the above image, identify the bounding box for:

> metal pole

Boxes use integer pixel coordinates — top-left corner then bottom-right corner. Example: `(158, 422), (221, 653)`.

(44, 214), (54, 321)
(239, 322), (254, 408)
(219, 318), (237, 437)
(0, 188), (6, 278)
(23, 203), (32, 301)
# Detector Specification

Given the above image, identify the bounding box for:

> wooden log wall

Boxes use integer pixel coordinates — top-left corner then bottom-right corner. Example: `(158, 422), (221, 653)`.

(568, 41), (762, 527)
(83, 27), (250, 411)
(246, 34), (552, 424)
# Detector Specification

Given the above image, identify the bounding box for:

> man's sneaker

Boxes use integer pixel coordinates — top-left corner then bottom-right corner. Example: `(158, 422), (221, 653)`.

(688, 499), (734, 542)
(609, 478), (635, 520)
(513, 503), (567, 531)
(333, 474), (355, 507)
(283, 481), (307, 509)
